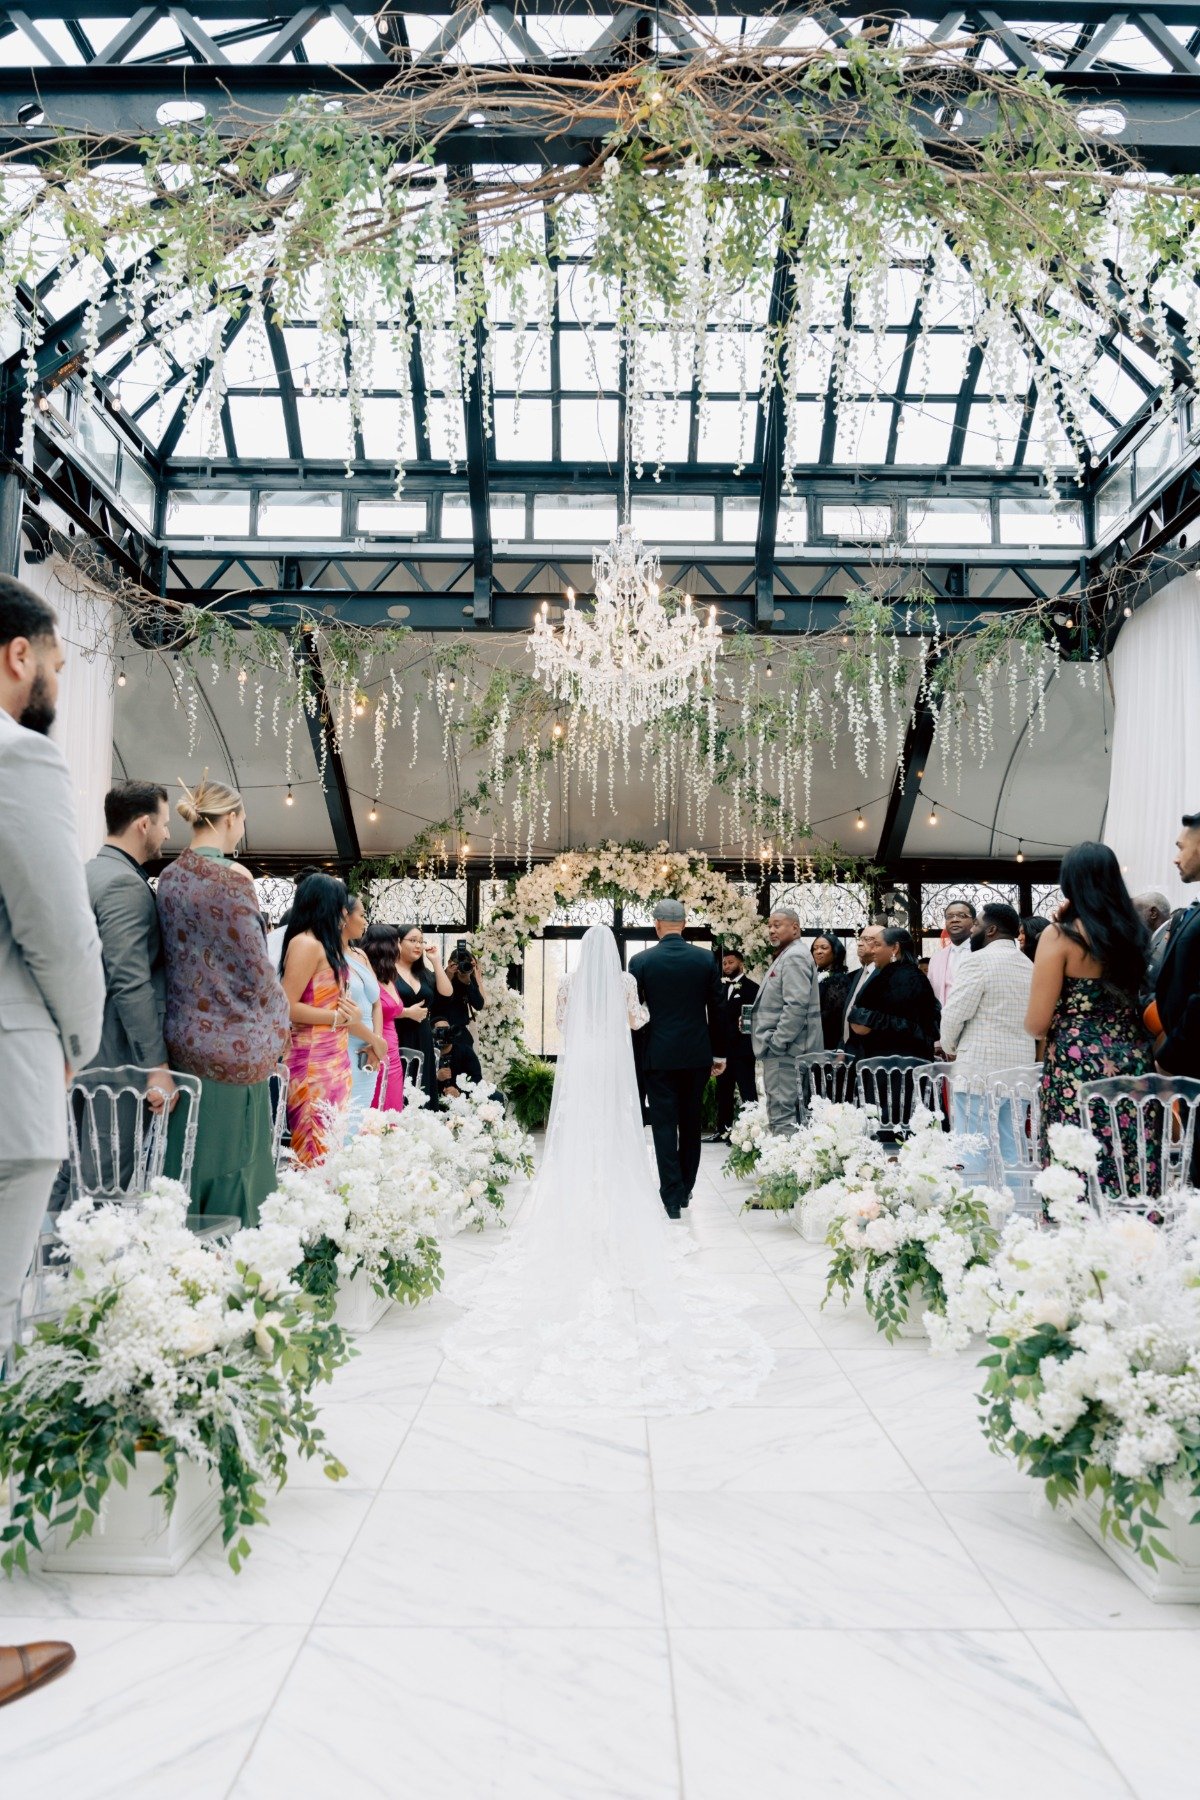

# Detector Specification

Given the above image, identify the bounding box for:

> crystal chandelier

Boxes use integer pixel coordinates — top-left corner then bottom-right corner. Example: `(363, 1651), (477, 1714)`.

(528, 521), (721, 730)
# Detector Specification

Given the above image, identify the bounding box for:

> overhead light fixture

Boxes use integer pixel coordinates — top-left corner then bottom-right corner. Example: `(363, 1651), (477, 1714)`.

(765, 660), (773, 678)
(1015, 840), (1025, 863)
(552, 720), (564, 739)
(116, 664), (127, 688)
(855, 809), (866, 831)
(927, 803), (938, 827)
(368, 799), (378, 822)
(285, 786), (295, 807)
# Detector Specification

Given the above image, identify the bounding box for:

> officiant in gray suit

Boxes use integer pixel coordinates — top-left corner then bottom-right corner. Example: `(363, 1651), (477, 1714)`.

(749, 907), (823, 1135)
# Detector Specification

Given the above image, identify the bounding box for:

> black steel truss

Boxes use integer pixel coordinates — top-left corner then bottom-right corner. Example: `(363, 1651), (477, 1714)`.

(4, 3), (1200, 171)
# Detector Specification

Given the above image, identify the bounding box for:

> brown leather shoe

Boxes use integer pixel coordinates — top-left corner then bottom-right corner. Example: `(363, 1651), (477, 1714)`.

(0, 1642), (76, 1706)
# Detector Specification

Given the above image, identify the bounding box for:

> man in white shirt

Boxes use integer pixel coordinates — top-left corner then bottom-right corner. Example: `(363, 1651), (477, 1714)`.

(927, 898), (976, 1009)
(938, 902), (1035, 1186)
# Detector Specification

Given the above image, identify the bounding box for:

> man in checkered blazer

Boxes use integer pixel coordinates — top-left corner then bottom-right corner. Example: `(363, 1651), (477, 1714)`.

(938, 902), (1035, 1184)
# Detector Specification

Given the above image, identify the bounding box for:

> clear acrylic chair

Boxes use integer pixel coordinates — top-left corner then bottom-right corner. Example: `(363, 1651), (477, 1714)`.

(982, 1065), (1044, 1214)
(907, 1060), (953, 1124)
(65, 1063), (202, 1201)
(1078, 1074), (1200, 1211)
(18, 1066), (203, 1349)
(795, 1051), (856, 1109)
(853, 1056), (926, 1139)
(400, 1049), (425, 1100)
(268, 1064), (290, 1168)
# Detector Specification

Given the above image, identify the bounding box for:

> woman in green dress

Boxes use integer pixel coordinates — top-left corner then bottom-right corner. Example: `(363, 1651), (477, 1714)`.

(158, 774), (291, 1224)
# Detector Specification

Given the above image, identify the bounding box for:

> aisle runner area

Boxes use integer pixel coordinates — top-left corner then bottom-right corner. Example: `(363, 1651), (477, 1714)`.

(3, 1146), (1198, 1797)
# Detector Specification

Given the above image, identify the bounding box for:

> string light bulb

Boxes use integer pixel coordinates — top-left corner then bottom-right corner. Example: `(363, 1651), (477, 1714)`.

(855, 808), (866, 830)
(302, 377), (313, 398)
(116, 664), (127, 688)
(552, 720), (564, 739)
(368, 799), (378, 822)
(927, 803), (938, 827)
(354, 694), (368, 716)
(285, 786), (295, 807)
(1015, 840), (1025, 864)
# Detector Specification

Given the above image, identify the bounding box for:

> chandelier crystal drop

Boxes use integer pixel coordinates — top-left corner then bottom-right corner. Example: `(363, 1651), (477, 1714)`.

(528, 522), (721, 730)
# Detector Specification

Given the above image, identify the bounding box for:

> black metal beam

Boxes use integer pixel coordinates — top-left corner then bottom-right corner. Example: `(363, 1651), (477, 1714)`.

(183, 589), (1068, 635)
(5, 61), (1200, 170)
(5, 1), (1200, 16)
(451, 169), (494, 626)
(877, 649), (942, 862)
(755, 219), (796, 631)
(297, 631), (361, 864)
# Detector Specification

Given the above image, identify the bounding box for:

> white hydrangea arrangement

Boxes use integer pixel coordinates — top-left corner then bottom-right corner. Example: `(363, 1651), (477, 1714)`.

(823, 1110), (1010, 1343)
(746, 1098), (885, 1217)
(441, 1077), (534, 1227)
(936, 1123), (1200, 1565)
(272, 1113), (454, 1309)
(722, 1099), (770, 1180)
(0, 1181), (351, 1575)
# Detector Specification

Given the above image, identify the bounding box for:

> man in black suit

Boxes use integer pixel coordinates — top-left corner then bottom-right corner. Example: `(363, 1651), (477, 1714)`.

(1156, 810), (1200, 1179)
(710, 949), (759, 1142)
(629, 900), (727, 1217)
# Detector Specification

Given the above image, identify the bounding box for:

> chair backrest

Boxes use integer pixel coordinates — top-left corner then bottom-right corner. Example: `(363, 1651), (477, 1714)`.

(1078, 1074), (1200, 1209)
(983, 1064), (1044, 1214)
(65, 1064), (203, 1202)
(399, 1049), (425, 1096)
(907, 1060), (953, 1121)
(268, 1065), (290, 1168)
(853, 1056), (926, 1133)
(795, 1051), (856, 1107)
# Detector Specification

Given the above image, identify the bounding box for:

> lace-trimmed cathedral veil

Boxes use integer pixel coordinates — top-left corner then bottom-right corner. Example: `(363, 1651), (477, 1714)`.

(442, 924), (772, 1416)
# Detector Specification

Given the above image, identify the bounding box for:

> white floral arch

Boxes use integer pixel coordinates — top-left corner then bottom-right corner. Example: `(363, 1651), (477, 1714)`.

(470, 842), (770, 1080)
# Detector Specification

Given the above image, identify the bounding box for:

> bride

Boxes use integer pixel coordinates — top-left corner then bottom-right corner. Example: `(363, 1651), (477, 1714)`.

(442, 924), (772, 1416)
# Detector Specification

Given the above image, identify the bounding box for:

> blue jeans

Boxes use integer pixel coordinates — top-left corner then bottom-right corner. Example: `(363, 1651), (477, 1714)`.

(952, 1089), (1018, 1188)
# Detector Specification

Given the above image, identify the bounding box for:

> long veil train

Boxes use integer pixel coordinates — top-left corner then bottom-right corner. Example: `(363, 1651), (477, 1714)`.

(442, 924), (772, 1416)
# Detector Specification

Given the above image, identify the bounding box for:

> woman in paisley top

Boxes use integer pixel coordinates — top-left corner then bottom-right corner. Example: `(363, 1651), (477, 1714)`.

(1027, 842), (1155, 1202)
(159, 775), (290, 1224)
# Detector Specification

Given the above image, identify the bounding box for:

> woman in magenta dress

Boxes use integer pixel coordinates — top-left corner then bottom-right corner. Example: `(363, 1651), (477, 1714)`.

(365, 924), (420, 1112)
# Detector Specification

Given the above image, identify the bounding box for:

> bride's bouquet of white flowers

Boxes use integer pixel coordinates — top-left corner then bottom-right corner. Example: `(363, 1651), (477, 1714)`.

(823, 1111), (1010, 1343)
(747, 1099), (886, 1220)
(936, 1124), (1200, 1565)
(0, 1181), (351, 1574)
(722, 1101), (770, 1180)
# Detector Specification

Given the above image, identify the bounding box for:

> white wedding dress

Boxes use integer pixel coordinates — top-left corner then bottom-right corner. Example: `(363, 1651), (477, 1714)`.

(442, 924), (773, 1417)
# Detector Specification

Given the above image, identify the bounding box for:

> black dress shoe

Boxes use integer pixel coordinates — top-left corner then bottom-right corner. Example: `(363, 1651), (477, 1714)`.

(664, 1205), (682, 1220)
(681, 1194), (691, 1209)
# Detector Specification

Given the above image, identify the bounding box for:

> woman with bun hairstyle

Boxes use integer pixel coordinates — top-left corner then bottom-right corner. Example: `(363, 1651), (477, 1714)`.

(279, 872), (357, 1164)
(158, 774), (290, 1223)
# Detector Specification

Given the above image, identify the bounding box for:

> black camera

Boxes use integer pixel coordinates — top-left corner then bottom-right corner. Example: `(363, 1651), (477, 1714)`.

(432, 1021), (453, 1054)
(454, 937), (474, 974)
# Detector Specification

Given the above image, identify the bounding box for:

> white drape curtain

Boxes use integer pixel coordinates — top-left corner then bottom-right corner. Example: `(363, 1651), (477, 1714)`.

(1105, 574), (1200, 908)
(31, 557), (116, 860)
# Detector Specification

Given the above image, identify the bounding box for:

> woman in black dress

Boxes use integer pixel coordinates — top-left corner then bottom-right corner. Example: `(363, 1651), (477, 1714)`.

(370, 924), (453, 1110)
(811, 931), (854, 1051)
(848, 927), (941, 1061)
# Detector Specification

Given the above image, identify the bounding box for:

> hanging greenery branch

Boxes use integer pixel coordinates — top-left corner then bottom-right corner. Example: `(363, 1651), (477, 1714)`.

(3, 3), (1197, 493)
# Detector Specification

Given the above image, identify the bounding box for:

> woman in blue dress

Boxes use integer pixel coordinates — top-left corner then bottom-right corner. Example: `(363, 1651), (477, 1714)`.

(343, 894), (387, 1129)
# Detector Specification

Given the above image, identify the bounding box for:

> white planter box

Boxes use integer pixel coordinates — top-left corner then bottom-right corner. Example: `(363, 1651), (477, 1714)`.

(1077, 1489), (1200, 1602)
(796, 1202), (835, 1244)
(894, 1312), (927, 1339)
(40, 1451), (220, 1576)
(334, 1264), (392, 1335)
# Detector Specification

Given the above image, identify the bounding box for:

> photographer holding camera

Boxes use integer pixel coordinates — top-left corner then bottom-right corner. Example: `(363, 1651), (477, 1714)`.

(432, 938), (487, 1093)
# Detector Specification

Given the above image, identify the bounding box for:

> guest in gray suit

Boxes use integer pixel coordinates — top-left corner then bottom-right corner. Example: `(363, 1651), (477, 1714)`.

(52, 781), (176, 1201)
(748, 907), (823, 1135)
(0, 576), (104, 1363)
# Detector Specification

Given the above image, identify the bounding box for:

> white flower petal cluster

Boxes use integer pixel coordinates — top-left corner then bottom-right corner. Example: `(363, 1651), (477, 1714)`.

(946, 1127), (1200, 1507)
(822, 1112), (1008, 1344)
(18, 1180), (310, 1471)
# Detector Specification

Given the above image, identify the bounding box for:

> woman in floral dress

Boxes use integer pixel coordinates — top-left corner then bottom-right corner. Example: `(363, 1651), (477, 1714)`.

(1026, 842), (1155, 1201)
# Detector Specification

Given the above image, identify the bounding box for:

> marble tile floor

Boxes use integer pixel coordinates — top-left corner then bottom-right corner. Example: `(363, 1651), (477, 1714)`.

(3, 1146), (1199, 1798)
